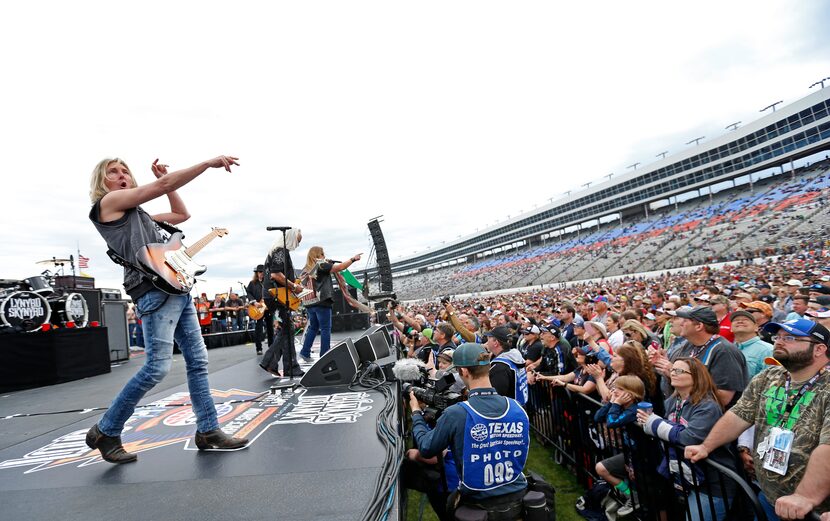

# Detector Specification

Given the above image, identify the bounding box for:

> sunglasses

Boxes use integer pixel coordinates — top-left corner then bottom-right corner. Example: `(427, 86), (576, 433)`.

(670, 367), (692, 375)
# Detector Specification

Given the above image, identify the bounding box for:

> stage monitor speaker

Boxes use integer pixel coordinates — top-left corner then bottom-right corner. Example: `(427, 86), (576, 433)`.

(368, 219), (394, 292)
(300, 338), (360, 387)
(354, 325), (392, 363)
(71, 288), (102, 325)
(102, 300), (129, 363)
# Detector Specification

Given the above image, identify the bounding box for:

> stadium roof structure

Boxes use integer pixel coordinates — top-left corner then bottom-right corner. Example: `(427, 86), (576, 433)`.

(362, 88), (830, 279)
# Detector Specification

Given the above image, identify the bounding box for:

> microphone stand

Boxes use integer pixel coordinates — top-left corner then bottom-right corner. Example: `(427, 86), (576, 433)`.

(268, 226), (299, 390)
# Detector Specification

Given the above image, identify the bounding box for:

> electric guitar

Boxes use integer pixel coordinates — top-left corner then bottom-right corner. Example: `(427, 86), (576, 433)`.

(136, 228), (229, 295)
(268, 279), (312, 311)
(247, 300), (267, 320)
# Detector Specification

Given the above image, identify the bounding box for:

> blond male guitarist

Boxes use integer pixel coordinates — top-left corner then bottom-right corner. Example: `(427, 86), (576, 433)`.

(246, 265), (271, 355)
(260, 228), (305, 378)
(87, 155), (248, 464)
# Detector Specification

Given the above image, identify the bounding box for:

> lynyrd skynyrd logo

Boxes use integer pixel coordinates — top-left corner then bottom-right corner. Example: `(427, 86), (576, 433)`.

(0, 388), (373, 474)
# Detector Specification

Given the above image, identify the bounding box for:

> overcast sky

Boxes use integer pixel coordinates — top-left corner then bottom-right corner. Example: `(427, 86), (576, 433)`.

(1, 1), (829, 299)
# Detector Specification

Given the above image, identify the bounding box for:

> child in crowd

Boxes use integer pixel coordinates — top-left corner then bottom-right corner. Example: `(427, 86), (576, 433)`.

(594, 375), (646, 516)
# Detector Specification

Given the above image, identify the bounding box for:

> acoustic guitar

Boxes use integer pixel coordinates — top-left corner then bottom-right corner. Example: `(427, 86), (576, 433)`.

(136, 228), (229, 295)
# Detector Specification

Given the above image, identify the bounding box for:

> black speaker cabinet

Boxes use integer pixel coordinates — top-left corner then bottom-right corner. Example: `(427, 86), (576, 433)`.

(102, 300), (129, 363)
(353, 325), (392, 363)
(300, 338), (360, 387)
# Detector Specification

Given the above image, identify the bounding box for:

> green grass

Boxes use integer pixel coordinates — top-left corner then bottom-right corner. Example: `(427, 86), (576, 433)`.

(403, 435), (585, 521)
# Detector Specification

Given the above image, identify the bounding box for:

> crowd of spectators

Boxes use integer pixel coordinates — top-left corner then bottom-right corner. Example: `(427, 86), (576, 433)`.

(392, 247), (830, 520)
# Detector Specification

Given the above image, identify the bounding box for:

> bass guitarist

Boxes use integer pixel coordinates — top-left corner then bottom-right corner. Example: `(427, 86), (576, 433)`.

(86, 155), (248, 464)
(260, 228), (305, 378)
(246, 265), (272, 355)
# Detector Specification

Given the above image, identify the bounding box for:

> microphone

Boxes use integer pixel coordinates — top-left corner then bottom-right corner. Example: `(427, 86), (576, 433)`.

(266, 226), (292, 232)
(391, 358), (427, 382)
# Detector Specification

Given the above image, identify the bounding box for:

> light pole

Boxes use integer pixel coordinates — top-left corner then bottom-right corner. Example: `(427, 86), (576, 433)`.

(725, 121), (741, 131)
(809, 78), (829, 90)
(686, 137), (705, 146)
(582, 182), (592, 189)
(656, 151), (668, 159)
(627, 162), (640, 171)
(605, 173), (614, 182)
(760, 101), (783, 113)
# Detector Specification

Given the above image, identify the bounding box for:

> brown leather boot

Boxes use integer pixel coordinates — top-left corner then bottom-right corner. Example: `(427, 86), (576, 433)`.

(195, 429), (249, 451)
(85, 424), (138, 464)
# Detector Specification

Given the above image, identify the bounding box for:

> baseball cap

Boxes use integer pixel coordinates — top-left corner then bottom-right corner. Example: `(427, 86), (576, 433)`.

(740, 300), (773, 319)
(421, 328), (433, 341)
(730, 310), (756, 323)
(643, 313), (656, 321)
(763, 319), (830, 346)
(483, 326), (512, 343)
(810, 284), (830, 295)
(593, 295), (608, 303)
(675, 305), (719, 327)
(806, 308), (830, 319)
(452, 343), (491, 367)
(786, 279), (804, 287)
(520, 324), (541, 335)
(709, 295), (729, 306)
(693, 294), (711, 303)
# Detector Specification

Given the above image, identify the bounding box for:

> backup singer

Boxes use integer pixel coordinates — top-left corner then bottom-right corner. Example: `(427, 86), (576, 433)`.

(260, 228), (305, 377)
(86, 155), (249, 464)
(298, 247), (362, 360)
(246, 265), (272, 355)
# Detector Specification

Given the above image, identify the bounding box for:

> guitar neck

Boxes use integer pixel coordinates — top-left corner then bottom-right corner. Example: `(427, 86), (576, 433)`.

(185, 230), (222, 257)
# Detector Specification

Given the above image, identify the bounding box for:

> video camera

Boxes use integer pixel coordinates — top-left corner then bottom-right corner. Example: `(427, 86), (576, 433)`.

(393, 359), (464, 421)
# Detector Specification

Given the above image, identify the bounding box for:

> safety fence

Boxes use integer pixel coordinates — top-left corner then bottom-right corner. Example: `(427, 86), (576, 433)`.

(526, 381), (768, 521)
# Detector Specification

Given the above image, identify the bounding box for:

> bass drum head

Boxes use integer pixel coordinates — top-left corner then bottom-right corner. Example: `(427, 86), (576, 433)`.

(49, 292), (89, 327)
(0, 291), (51, 332)
(23, 275), (54, 296)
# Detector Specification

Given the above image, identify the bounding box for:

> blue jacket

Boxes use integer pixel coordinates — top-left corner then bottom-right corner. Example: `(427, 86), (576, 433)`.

(412, 388), (528, 500)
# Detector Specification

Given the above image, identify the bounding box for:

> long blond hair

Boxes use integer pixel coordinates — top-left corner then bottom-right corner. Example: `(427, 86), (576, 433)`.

(89, 158), (137, 203)
(305, 246), (324, 272)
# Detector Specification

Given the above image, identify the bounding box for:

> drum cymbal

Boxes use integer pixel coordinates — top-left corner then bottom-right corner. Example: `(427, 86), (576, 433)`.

(36, 258), (72, 266)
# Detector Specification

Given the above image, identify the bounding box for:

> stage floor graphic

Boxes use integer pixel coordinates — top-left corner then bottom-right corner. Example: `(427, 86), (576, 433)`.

(0, 330), (400, 521)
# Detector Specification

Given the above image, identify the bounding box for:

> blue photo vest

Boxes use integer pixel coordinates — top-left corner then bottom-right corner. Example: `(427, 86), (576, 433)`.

(459, 398), (529, 493)
(492, 355), (529, 406)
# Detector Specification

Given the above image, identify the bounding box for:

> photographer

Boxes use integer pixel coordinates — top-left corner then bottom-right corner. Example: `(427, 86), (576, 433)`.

(410, 343), (529, 519)
(483, 326), (528, 404)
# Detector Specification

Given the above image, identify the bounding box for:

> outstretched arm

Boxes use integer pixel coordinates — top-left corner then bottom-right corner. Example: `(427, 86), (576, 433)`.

(99, 155), (239, 222)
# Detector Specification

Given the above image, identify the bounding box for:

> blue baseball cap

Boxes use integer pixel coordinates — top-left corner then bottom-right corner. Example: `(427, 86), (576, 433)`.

(452, 343), (491, 368)
(763, 319), (830, 346)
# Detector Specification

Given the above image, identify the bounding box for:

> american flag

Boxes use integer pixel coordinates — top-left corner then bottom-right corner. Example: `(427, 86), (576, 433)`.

(79, 255), (90, 269)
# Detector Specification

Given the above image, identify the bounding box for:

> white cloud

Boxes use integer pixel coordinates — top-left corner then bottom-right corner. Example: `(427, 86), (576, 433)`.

(1, 0), (828, 297)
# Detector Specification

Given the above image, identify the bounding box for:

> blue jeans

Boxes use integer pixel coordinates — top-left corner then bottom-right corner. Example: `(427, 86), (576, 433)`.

(687, 490), (727, 521)
(98, 290), (219, 436)
(301, 306), (332, 358)
(128, 322), (144, 347)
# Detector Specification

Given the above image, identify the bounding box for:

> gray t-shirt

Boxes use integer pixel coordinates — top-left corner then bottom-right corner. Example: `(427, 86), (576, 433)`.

(664, 336), (749, 407)
(89, 201), (163, 298)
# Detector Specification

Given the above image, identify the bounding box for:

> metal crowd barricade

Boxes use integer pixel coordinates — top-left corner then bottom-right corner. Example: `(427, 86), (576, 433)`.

(527, 380), (769, 521)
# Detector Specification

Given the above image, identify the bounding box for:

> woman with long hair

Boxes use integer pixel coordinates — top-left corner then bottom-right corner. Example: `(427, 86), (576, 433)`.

(298, 246), (362, 360)
(587, 341), (665, 416)
(637, 357), (737, 521)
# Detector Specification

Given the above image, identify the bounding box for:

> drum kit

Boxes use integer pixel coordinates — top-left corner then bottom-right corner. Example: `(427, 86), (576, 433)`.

(0, 258), (89, 333)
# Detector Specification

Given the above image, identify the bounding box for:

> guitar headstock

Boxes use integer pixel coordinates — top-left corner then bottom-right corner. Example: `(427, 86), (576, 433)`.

(212, 227), (230, 238)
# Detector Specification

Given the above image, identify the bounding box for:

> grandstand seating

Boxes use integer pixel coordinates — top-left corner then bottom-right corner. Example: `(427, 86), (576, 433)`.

(380, 161), (830, 300)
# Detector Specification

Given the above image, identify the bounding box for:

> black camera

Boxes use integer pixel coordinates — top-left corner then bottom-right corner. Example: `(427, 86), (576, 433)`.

(440, 296), (450, 306)
(403, 371), (463, 417)
(584, 353), (599, 365)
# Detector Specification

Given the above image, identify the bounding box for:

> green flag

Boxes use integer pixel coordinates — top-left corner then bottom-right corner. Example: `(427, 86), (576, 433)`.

(341, 269), (363, 291)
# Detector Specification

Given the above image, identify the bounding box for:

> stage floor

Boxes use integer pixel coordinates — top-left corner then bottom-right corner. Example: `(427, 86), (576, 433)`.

(0, 330), (400, 521)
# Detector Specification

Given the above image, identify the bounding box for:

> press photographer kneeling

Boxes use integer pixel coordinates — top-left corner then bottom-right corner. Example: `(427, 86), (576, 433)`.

(409, 343), (531, 520)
